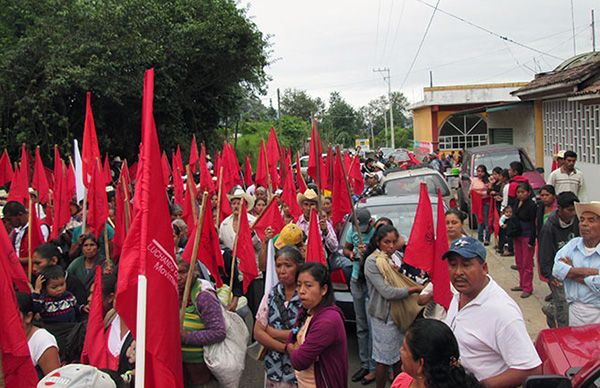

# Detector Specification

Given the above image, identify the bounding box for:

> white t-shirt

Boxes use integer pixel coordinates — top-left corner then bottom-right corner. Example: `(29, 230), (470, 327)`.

(28, 328), (58, 365)
(444, 276), (541, 382)
(107, 314), (131, 357)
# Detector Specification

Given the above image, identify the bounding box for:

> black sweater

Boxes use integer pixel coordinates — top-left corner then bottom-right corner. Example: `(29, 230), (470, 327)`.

(513, 198), (537, 246)
(538, 212), (579, 280)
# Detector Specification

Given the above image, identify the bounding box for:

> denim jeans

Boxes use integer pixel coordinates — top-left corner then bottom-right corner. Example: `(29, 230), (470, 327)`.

(478, 202), (491, 242)
(549, 281), (569, 327)
(350, 278), (375, 371)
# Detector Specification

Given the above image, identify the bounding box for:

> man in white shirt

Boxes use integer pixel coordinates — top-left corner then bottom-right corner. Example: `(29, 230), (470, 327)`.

(443, 236), (541, 387)
(548, 150), (586, 200)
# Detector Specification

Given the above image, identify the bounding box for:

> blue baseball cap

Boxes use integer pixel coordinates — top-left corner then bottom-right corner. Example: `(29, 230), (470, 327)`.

(442, 236), (487, 262)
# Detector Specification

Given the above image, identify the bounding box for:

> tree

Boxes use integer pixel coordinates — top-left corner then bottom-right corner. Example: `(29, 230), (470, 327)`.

(320, 91), (362, 147)
(279, 89), (324, 120)
(361, 91), (412, 149)
(0, 0), (269, 161)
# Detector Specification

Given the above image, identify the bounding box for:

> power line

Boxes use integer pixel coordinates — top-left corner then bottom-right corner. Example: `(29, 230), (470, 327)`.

(400, 0), (442, 89)
(415, 0), (565, 61)
(384, 0), (408, 65)
(381, 0), (396, 63)
(374, 0), (382, 64)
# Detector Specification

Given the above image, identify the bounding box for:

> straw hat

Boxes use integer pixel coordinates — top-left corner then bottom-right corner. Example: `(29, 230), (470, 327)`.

(227, 187), (255, 211)
(553, 150), (566, 160)
(575, 201), (600, 218)
(296, 188), (323, 206)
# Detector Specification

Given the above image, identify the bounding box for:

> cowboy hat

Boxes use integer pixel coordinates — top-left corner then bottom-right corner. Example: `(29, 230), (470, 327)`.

(575, 201), (600, 218)
(227, 187), (255, 211)
(297, 188), (323, 206)
(553, 150), (566, 159)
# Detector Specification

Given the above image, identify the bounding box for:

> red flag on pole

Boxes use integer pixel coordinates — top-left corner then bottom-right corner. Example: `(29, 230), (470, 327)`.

(218, 185), (232, 224)
(306, 208), (326, 265)
(174, 145), (184, 179)
(87, 161), (109, 239)
(50, 161), (71, 241)
(102, 154), (112, 186)
(0, 218), (30, 293)
(295, 153), (308, 194)
(266, 128), (281, 189)
(236, 200), (258, 293)
(244, 155), (253, 188)
(470, 190), (484, 225)
(82, 92), (101, 187)
(7, 144), (30, 205)
(331, 152), (352, 227)
(0, 149), (13, 186)
(349, 155), (365, 195)
(189, 135), (199, 173)
(282, 161), (303, 221)
(32, 147), (50, 204)
(182, 177), (198, 231)
(221, 143), (242, 192)
(255, 140), (268, 189)
(252, 199), (285, 241)
(172, 166), (184, 206)
(115, 68), (184, 388)
(182, 199), (225, 288)
(0, 240), (38, 387)
(324, 146), (332, 191)
(66, 160), (77, 202)
(81, 266), (109, 368)
(307, 123), (325, 189)
(432, 189), (453, 310)
(403, 183), (435, 273)
(161, 151), (171, 188)
(198, 144), (215, 194)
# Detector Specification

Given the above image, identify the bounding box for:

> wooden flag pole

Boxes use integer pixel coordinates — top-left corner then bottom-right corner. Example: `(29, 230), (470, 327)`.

(27, 198), (33, 280)
(229, 224), (241, 298)
(122, 178), (131, 234)
(180, 191), (209, 330)
(216, 166), (224, 230)
(186, 165), (198, 224)
(337, 146), (363, 246)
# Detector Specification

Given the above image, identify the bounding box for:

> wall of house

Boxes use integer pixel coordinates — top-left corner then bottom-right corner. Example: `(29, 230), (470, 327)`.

(413, 107), (433, 142)
(544, 156), (598, 201)
(487, 105), (537, 165)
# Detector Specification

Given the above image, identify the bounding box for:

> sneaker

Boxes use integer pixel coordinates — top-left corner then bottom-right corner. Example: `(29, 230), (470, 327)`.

(510, 286), (523, 291)
(520, 292), (532, 298)
(510, 265), (518, 270)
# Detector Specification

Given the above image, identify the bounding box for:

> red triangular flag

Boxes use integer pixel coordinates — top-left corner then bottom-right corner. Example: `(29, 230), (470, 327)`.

(471, 189), (484, 225)
(218, 183), (232, 224)
(87, 161), (109, 238)
(174, 145), (184, 179)
(32, 147), (50, 204)
(182, 177), (198, 231)
(349, 155), (365, 195)
(0, 237), (38, 387)
(198, 144), (215, 194)
(252, 199), (285, 241)
(82, 92), (101, 187)
(102, 154), (112, 186)
(66, 160), (76, 202)
(266, 128), (281, 189)
(255, 140), (268, 189)
(282, 160), (302, 221)
(324, 146), (332, 191)
(182, 198), (225, 288)
(403, 183), (435, 272)
(172, 166), (184, 206)
(0, 219), (30, 293)
(161, 151), (171, 188)
(236, 200), (258, 293)
(221, 143), (242, 193)
(331, 152), (352, 226)
(50, 161), (71, 241)
(112, 177), (127, 259)
(432, 189), (452, 310)
(408, 152), (421, 166)
(0, 149), (13, 186)
(306, 208), (326, 265)
(7, 144), (30, 205)
(115, 68), (183, 388)
(189, 135), (199, 173)
(243, 155), (253, 188)
(295, 153), (308, 194)
(307, 123), (326, 189)
(81, 266), (109, 368)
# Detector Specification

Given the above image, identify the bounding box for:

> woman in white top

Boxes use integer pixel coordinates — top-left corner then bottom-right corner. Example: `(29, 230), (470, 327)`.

(16, 292), (61, 377)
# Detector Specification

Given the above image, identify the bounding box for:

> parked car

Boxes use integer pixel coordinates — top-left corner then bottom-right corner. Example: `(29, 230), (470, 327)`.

(293, 154), (327, 176)
(524, 323), (600, 387)
(333, 194), (444, 320)
(458, 144), (545, 225)
(382, 167), (456, 208)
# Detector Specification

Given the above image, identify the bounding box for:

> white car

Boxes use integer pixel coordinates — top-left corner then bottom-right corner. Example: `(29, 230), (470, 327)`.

(382, 167), (457, 208)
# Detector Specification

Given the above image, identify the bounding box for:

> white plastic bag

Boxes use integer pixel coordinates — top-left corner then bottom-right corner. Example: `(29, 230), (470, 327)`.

(203, 306), (249, 388)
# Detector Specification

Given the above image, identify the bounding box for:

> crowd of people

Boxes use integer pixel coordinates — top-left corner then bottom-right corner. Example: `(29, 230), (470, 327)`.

(2, 141), (599, 388)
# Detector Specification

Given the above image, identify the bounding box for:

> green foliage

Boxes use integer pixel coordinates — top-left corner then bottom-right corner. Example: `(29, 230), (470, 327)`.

(0, 0), (269, 163)
(279, 88), (324, 120)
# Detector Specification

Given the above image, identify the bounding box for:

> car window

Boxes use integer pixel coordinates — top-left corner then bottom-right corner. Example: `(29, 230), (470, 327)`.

(357, 202), (439, 240)
(300, 158), (309, 168)
(384, 174), (450, 197)
(472, 150), (535, 175)
(390, 150), (410, 161)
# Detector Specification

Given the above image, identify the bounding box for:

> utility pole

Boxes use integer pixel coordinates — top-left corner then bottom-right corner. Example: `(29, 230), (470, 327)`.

(373, 67), (395, 149)
(571, 0), (577, 56)
(592, 10), (596, 52)
(277, 88), (281, 120)
(429, 70), (433, 87)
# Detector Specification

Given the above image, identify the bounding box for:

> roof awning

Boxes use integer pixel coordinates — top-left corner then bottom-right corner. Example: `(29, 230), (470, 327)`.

(448, 101), (532, 117)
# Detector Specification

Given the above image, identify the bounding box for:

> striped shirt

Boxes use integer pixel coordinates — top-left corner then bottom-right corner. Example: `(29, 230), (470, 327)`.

(548, 168), (586, 199)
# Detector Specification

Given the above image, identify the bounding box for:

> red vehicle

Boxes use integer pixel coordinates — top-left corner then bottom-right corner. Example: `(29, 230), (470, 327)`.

(524, 323), (600, 387)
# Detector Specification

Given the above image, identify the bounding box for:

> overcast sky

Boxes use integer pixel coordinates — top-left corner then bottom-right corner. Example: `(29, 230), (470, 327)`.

(247, 0), (599, 109)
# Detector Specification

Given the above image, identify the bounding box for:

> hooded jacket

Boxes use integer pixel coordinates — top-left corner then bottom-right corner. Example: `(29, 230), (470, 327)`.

(538, 211), (580, 280)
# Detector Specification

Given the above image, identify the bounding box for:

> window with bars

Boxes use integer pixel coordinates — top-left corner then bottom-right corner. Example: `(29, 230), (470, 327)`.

(438, 114), (488, 150)
(543, 99), (600, 164)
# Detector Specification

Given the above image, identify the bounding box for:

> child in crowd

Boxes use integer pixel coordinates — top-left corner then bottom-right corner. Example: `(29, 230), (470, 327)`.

(499, 206), (514, 256)
(32, 266), (80, 324)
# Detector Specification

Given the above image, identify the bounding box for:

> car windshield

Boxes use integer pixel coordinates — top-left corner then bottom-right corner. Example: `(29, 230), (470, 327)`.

(472, 150), (535, 175)
(390, 149), (410, 161)
(384, 174), (450, 197)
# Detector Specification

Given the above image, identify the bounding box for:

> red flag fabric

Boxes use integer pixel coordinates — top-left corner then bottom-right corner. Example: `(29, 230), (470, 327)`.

(174, 145), (184, 179)
(50, 162), (71, 241)
(471, 190), (484, 225)
(403, 183), (435, 273)
(81, 266), (109, 368)
(306, 208), (326, 265)
(182, 199), (225, 288)
(349, 155), (365, 195)
(0, 237), (38, 387)
(189, 135), (199, 173)
(53, 146), (62, 192)
(331, 152), (352, 226)
(244, 155), (253, 188)
(432, 189), (453, 310)
(0, 218), (30, 293)
(112, 177), (128, 259)
(161, 152), (171, 188)
(87, 161), (109, 238)
(307, 123), (326, 189)
(255, 140), (268, 189)
(32, 147), (50, 204)
(218, 183), (232, 224)
(82, 92), (101, 187)
(102, 154), (112, 186)
(252, 199), (285, 241)
(408, 152), (421, 166)
(266, 128), (281, 189)
(66, 160), (76, 202)
(324, 146), (332, 191)
(172, 166), (184, 206)
(7, 144), (30, 205)
(115, 68), (183, 388)
(221, 142), (242, 192)
(295, 153), (308, 194)
(27, 206), (46, 261)
(282, 161), (303, 221)
(551, 143), (559, 172)
(182, 177), (198, 231)
(198, 144), (215, 194)
(236, 200), (258, 293)
(0, 149), (13, 186)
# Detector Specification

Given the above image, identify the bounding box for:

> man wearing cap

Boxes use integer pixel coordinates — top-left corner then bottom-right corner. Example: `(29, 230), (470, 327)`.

(444, 236), (541, 386)
(343, 208), (377, 384)
(296, 189), (338, 253)
(548, 150), (586, 200)
(553, 201), (600, 326)
(362, 172), (383, 198)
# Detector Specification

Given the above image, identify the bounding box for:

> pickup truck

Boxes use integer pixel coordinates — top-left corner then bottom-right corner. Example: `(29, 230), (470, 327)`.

(525, 323), (600, 387)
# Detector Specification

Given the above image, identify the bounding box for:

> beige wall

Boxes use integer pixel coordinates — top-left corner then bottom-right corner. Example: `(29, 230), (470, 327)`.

(413, 107), (433, 142)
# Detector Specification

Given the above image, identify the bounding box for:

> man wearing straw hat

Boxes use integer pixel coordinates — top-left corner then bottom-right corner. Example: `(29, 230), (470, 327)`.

(553, 201), (600, 326)
(295, 188), (338, 253)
